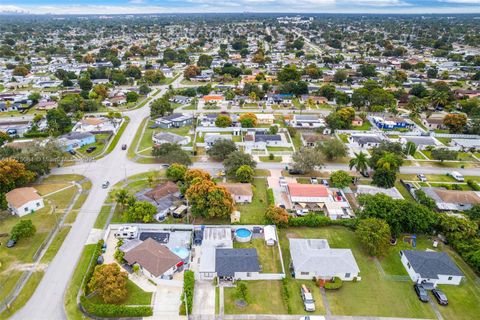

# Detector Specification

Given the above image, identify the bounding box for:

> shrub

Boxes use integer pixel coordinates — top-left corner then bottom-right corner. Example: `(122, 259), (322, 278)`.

(179, 270), (195, 315)
(269, 153), (274, 160)
(281, 278), (292, 314)
(289, 214), (331, 227)
(84, 240), (104, 294)
(324, 277), (343, 290)
(467, 179), (480, 191)
(266, 188), (275, 205)
(80, 296), (153, 317)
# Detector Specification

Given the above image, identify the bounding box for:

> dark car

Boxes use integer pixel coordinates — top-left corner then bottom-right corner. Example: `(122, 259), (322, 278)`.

(414, 284), (429, 303)
(432, 288), (448, 306)
(121, 144), (127, 150)
(288, 168), (304, 175)
(6, 239), (16, 248)
(86, 146), (97, 153)
(68, 149), (76, 155)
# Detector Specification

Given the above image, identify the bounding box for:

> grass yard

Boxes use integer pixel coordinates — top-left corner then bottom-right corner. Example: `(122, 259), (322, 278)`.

(259, 156), (282, 162)
(64, 244), (97, 320)
(279, 227), (435, 319)
(40, 226), (71, 263)
(338, 133), (349, 144)
(285, 279), (325, 314)
(234, 239), (282, 273)
(266, 146), (293, 152)
(237, 178), (268, 224)
(394, 181), (415, 201)
(224, 280), (287, 314)
(77, 133), (111, 158)
(93, 205), (112, 229)
(88, 279), (152, 305)
(352, 121), (372, 131)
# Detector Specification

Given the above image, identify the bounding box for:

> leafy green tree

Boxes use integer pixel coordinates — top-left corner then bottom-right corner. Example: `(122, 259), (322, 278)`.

(166, 163), (187, 182)
(238, 113), (258, 128)
(186, 179), (234, 218)
(356, 218), (391, 257)
(0, 132), (13, 147)
(0, 159), (36, 193)
(317, 139), (347, 160)
(139, 84), (151, 95)
(330, 170), (352, 188)
(197, 54), (213, 68)
(277, 65), (301, 82)
(124, 201), (156, 223)
(88, 263), (128, 304)
(236, 165), (254, 183)
(115, 189), (131, 211)
(405, 141), (417, 156)
(215, 115), (232, 128)
(152, 143), (192, 166)
(224, 151), (256, 178)
(318, 84), (336, 101)
(10, 220), (36, 241)
(414, 190), (436, 210)
(431, 148), (458, 162)
(333, 69), (347, 83)
(150, 98), (173, 117)
(372, 167), (397, 188)
(28, 92), (42, 104)
(292, 148), (324, 173)
(46, 108), (72, 135)
(126, 91), (139, 103)
(207, 139), (237, 161)
(358, 64), (377, 77)
(78, 77), (93, 91)
(235, 281), (249, 302)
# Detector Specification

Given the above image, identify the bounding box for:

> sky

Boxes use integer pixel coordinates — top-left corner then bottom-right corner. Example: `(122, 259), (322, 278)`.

(1, 0), (480, 15)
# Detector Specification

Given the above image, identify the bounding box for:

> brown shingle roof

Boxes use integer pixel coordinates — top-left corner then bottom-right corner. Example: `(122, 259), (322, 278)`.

(5, 187), (42, 208)
(217, 183), (253, 197)
(123, 238), (181, 277)
(144, 181), (179, 202)
(435, 189), (480, 204)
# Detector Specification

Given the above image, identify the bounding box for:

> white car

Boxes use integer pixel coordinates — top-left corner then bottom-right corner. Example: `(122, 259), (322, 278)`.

(300, 285), (316, 312)
(417, 174), (427, 182)
(299, 316), (326, 320)
(296, 209), (309, 216)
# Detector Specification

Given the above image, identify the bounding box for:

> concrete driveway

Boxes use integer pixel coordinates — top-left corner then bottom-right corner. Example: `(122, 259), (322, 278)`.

(152, 283), (183, 318)
(192, 281), (216, 317)
(267, 169), (294, 209)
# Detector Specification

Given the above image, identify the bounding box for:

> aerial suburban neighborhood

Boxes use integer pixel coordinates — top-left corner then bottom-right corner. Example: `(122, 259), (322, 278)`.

(0, 4), (480, 320)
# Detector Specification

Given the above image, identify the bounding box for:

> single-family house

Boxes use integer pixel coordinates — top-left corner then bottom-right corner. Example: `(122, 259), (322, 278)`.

(58, 132), (96, 151)
(420, 187), (480, 211)
(152, 132), (190, 146)
(6, 187), (44, 217)
(155, 113), (193, 129)
(73, 117), (121, 134)
(255, 114), (275, 125)
(289, 238), (360, 281)
(400, 250), (464, 287)
(215, 248), (261, 281)
(400, 136), (440, 150)
(301, 132), (331, 147)
(422, 117), (446, 131)
(123, 238), (183, 282)
(351, 117), (364, 127)
(218, 183), (253, 203)
(371, 116), (414, 130)
(203, 95), (224, 103)
(204, 133), (232, 148)
(349, 133), (384, 148)
(35, 101), (58, 111)
(451, 139), (480, 151)
(289, 115), (326, 128)
(135, 181), (181, 220)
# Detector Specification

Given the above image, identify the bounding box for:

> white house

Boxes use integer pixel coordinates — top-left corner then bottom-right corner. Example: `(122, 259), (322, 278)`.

(217, 183), (253, 203)
(289, 238), (360, 281)
(6, 187), (44, 217)
(400, 250), (464, 287)
(152, 132), (190, 146)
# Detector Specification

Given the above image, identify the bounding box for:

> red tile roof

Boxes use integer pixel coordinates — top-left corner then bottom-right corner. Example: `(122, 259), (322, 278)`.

(288, 183), (329, 197)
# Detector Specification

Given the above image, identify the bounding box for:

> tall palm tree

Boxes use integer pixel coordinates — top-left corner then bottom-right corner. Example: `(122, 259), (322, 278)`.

(429, 90), (449, 109)
(115, 189), (130, 211)
(376, 152), (401, 171)
(349, 151), (369, 174)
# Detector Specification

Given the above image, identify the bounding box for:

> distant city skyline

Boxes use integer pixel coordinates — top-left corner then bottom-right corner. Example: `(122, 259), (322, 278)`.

(1, 0), (480, 15)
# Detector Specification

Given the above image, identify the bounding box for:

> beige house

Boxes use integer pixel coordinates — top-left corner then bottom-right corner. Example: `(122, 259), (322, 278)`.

(218, 183), (253, 203)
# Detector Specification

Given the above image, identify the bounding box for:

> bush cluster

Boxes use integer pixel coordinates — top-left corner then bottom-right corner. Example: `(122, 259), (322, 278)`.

(179, 270), (195, 315)
(467, 179), (480, 191)
(83, 240), (104, 294)
(288, 214), (358, 229)
(324, 277), (343, 290)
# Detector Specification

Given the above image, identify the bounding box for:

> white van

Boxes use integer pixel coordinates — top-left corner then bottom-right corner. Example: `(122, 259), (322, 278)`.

(450, 171), (464, 182)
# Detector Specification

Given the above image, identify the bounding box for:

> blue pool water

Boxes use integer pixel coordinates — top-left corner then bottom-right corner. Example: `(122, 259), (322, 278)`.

(170, 247), (189, 259)
(236, 228), (252, 238)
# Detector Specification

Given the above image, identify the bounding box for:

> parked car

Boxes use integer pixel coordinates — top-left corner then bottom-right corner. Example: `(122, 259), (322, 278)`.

(288, 168), (304, 175)
(296, 209), (309, 216)
(121, 144), (127, 150)
(414, 284), (429, 303)
(450, 171), (464, 182)
(102, 181), (110, 189)
(161, 164), (170, 168)
(86, 146), (97, 153)
(68, 149), (76, 155)
(310, 177), (318, 184)
(417, 174), (427, 182)
(301, 285), (315, 312)
(432, 288), (448, 306)
(321, 179), (329, 187)
(6, 239), (16, 248)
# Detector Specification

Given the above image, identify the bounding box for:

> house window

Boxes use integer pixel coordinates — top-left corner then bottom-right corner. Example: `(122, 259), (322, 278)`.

(36, 202), (40, 207)
(345, 273), (351, 278)
(246, 272), (251, 277)
(24, 207), (28, 212)
(448, 276), (452, 280)
(300, 272), (309, 275)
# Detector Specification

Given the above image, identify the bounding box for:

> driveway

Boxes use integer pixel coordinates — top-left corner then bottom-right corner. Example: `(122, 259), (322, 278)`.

(192, 281), (216, 317)
(267, 169), (294, 209)
(152, 283), (183, 318)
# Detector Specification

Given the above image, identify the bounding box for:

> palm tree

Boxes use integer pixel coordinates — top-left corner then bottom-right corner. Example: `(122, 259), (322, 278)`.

(349, 151), (369, 174)
(115, 189), (130, 211)
(429, 90), (449, 109)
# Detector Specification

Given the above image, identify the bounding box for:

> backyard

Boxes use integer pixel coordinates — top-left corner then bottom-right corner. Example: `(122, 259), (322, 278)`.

(233, 239), (283, 273)
(237, 178), (268, 224)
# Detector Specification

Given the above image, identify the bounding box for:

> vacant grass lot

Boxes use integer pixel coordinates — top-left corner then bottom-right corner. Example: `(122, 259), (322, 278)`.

(234, 239), (282, 273)
(224, 280), (287, 314)
(279, 227), (435, 318)
(237, 178), (268, 224)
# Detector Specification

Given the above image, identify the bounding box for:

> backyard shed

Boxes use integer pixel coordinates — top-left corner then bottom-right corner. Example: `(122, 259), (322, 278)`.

(264, 225), (277, 246)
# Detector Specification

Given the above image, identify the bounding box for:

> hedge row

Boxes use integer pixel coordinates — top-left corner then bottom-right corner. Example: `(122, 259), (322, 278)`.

(23, 131), (49, 138)
(80, 296), (152, 318)
(179, 270), (195, 315)
(83, 240), (104, 294)
(467, 179), (480, 191)
(288, 214), (358, 229)
(281, 278), (292, 314)
(266, 188), (275, 206)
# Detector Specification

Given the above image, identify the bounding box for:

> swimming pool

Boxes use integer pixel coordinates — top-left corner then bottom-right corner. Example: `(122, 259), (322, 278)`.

(170, 247), (190, 260)
(235, 228), (252, 242)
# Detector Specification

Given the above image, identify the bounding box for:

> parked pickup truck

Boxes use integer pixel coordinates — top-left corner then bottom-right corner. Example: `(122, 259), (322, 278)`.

(301, 284), (315, 312)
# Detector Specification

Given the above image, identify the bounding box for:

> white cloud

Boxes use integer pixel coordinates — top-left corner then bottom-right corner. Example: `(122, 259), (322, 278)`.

(129, 0), (146, 4)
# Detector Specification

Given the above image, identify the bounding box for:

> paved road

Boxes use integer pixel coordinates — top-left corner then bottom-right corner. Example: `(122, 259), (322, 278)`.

(13, 71), (480, 320)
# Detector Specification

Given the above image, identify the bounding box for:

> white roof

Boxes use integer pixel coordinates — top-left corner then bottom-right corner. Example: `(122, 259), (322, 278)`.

(264, 225), (277, 242)
(289, 238), (360, 276)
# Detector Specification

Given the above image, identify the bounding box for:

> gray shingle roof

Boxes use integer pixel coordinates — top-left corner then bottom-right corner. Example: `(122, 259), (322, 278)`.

(402, 250), (463, 279)
(215, 248), (260, 277)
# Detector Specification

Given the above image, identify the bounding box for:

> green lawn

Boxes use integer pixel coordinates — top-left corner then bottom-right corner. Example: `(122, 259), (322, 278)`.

(352, 121), (372, 131)
(237, 178), (268, 224)
(279, 227), (435, 318)
(77, 134), (110, 158)
(266, 146), (293, 152)
(93, 205), (112, 229)
(285, 279), (325, 315)
(338, 133), (349, 144)
(0, 271), (44, 319)
(65, 244), (97, 320)
(234, 239), (282, 273)
(394, 181), (415, 202)
(88, 279), (152, 305)
(259, 156), (282, 162)
(224, 281), (287, 314)
(40, 226), (71, 263)
(101, 116), (130, 157)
